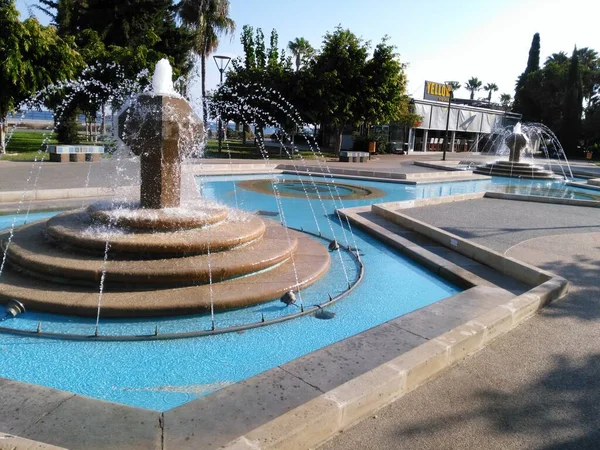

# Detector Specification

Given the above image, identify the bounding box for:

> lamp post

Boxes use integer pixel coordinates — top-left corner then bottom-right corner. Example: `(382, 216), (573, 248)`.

(213, 55), (231, 153)
(442, 82), (456, 161)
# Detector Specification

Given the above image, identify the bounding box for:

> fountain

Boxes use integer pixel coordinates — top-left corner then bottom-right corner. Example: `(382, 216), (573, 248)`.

(0, 60), (331, 318)
(474, 122), (566, 179)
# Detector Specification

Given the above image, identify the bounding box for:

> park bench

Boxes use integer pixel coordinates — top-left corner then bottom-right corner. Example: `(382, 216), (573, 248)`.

(46, 145), (104, 162)
(339, 151), (369, 162)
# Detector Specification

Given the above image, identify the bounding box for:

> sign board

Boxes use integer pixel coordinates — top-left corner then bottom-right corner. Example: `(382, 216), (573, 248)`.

(424, 81), (452, 102)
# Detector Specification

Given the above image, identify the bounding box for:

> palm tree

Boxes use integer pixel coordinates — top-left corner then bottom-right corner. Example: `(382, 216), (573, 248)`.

(484, 82), (498, 102)
(287, 37), (314, 71)
(546, 51), (569, 65)
(500, 93), (512, 110)
(465, 77), (483, 100)
(179, 0), (235, 124)
(447, 81), (461, 96)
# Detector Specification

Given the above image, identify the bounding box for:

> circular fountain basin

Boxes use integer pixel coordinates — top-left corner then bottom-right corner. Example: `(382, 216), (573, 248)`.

(238, 179), (386, 200)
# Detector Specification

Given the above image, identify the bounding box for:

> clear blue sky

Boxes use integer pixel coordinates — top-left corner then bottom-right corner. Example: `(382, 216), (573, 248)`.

(15, 0), (600, 103)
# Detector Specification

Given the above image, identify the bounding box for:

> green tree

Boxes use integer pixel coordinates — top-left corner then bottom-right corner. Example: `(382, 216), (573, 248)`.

(465, 77), (483, 100)
(484, 82), (498, 102)
(211, 26), (293, 147)
(500, 93), (512, 110)
(583, 86), (600, 151)
(575, 47), (600, 103)
(0, 0), (83, 153)
(359, 37), (416, 130)
(36, 0), (193, 143)
(311, 27), (369, 154)
(178, 0), (235, 123)
(560, 48), (583, 155)
(287, 37), (314, 71)
(513, 33), (541, 115)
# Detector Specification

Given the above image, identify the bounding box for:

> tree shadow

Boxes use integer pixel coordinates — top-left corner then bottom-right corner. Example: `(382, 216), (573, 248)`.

(531, 253), (600, 322)
(394, 354), (600, 449)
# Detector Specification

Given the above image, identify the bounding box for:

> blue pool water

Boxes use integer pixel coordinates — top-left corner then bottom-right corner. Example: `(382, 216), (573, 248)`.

(0, 174), (595, 411)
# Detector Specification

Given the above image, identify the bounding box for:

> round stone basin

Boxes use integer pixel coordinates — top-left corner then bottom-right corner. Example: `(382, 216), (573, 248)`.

(238, 179), (386, 200)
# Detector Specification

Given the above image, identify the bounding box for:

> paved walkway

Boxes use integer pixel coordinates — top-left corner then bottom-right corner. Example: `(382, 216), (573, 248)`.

(322, 199), (600, 450)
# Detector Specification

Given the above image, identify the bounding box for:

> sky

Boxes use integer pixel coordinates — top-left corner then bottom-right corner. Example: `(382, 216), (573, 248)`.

(15, 0), (600, 103)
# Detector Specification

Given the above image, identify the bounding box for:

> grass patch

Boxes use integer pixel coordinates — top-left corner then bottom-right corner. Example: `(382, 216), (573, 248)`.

(2, 130), (57, 161)
(204, 139), (336, 160)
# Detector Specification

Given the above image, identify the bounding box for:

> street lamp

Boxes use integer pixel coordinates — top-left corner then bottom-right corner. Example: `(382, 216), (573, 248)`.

(442, 81), (456, 161)
(213, 55), (231, 153)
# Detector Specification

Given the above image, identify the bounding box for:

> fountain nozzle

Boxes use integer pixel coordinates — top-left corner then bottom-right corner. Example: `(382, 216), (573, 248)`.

(3, 299), (26, 320)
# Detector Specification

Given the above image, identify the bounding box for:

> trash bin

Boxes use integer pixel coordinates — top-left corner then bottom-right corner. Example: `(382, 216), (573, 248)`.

(586, 151), (593, 160)
(368, 141), (376, 154)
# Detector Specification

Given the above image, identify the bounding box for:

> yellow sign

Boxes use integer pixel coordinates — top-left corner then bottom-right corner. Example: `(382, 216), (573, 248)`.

(424, 81), (452, 102)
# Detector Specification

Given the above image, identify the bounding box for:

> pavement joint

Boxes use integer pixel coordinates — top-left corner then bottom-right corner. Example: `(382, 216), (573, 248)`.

(277, 366), (326, 394)
(20, 393), (76, 436)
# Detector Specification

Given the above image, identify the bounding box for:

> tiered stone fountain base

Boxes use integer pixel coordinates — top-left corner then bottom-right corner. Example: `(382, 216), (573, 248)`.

(474, 160), (560, 179)
(0, 61), (333, 320)
(0, 205), (330, 317)
(474, 128), (561, 180)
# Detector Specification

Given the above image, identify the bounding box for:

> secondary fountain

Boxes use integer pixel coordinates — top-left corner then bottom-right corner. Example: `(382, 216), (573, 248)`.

(0, 60), (331, 319)
(474, 122), (568, 179)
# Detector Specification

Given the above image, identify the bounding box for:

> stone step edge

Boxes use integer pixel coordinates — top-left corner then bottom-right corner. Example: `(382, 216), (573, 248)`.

(370, 196), (559, 287)
(277, 164), (477, 180)
(484, 191), (600, 208)
(219, 204), (568, 450)
(566, 180), (600, 192)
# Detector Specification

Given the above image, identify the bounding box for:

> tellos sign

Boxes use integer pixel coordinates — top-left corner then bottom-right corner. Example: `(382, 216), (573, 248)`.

(424, 81), (452, 102)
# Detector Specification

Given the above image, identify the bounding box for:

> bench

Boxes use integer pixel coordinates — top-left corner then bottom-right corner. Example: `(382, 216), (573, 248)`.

(46, 145), (104, 162)
(339, 151), (369, 162)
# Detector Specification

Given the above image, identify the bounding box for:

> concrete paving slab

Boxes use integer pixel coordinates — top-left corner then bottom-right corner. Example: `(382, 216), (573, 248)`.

(20, 395), (161, 450)
(0, 379), (74, 436)
(0, 432), (66, 450)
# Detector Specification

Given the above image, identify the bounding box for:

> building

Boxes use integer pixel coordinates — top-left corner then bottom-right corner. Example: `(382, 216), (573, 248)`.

(402, 98), (521, 152)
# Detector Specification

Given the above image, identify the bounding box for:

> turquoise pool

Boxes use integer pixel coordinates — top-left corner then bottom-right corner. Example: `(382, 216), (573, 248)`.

(0, 174), (593, 411)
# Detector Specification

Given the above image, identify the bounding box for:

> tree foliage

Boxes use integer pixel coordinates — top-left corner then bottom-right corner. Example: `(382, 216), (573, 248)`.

(213, 26), (413, 154)
(287, 37), (314, 71)
(560, 48), (583, 155)
(484, 82), (498, 102)
(465, 77), (483, 100)
(513, 33), (541, 117)
(512, 36), (600, 152)
(178, 0), (234, 123)
(0, 0), (83, 152)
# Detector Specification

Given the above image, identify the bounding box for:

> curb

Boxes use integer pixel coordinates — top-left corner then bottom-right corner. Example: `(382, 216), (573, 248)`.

(0, 186), (137, 204)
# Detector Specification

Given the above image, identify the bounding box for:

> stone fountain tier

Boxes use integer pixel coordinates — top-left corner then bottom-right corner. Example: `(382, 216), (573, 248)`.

(4, 220), (298, 287)
(0, 212), (331, 317)
(87, 203), (230, 230)
(46, 211), (267, 255)
(473, 160), (561, 179)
